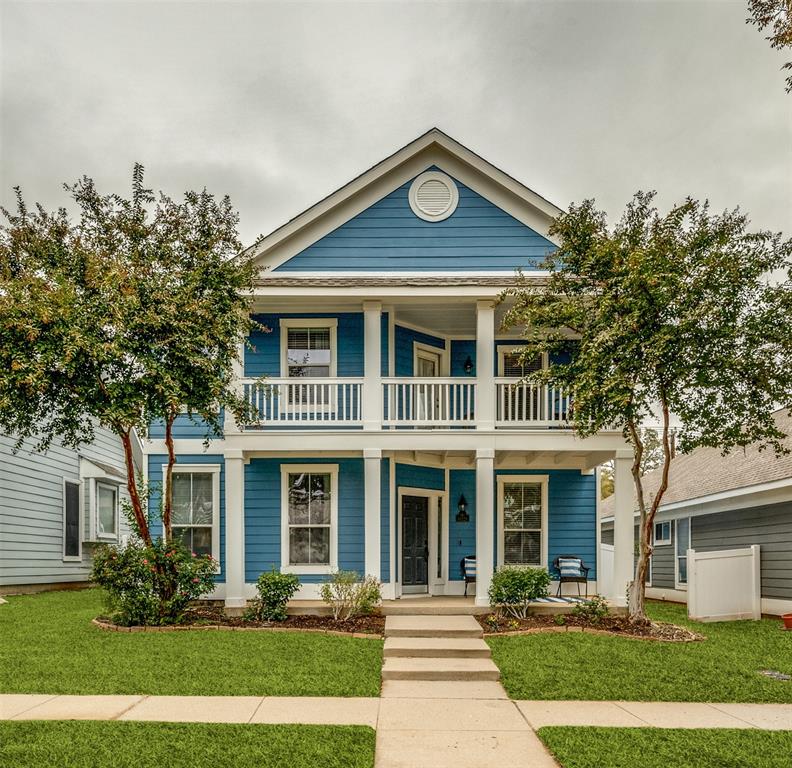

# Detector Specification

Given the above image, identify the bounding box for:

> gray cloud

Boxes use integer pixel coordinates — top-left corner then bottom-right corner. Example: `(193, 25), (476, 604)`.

(2, 0), (790, 245)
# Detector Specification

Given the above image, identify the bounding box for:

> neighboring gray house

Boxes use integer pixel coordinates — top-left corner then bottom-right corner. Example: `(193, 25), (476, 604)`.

(0, 426), (138, 592)
(601, 408), (792, 616)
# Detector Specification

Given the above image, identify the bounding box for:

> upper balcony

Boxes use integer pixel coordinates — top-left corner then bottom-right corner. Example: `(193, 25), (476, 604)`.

(227, 297), (575, 434)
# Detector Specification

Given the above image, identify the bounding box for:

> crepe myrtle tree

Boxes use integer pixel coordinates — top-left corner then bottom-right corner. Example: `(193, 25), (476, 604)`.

(0, 166), (260, 544)
(747, 0), (792, 93)
(501, 191), (792, 622)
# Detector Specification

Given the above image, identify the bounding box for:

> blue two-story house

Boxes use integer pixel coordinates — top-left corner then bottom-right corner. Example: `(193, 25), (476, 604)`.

(144, 129), (635, 608)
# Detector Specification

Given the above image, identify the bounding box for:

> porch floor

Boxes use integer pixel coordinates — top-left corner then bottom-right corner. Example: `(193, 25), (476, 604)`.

(287, 596), (588, 616)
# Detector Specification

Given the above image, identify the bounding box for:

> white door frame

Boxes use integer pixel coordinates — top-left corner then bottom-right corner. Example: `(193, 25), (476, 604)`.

(397, 486), (448, 597)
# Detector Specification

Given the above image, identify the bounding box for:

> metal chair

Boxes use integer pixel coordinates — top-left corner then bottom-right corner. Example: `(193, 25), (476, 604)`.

(460, 555), (477, 597)
(552, 555), (590, 598)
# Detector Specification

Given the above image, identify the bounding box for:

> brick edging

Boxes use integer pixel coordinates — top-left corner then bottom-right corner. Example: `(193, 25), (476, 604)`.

(482, 625), (701, 642)
(91, 617), (382, 639)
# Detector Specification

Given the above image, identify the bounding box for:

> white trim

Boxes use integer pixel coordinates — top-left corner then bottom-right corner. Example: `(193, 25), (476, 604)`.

(653, 520), (672, 546)
(163, 464), (222, 565)
(280, 464), (339, 575)
(246, 129), (563, 270)
(496, 474), (549, 569)
(408, 170), (459, 222)
(674, 516), (690, 591)
(95, 482), (120, 541)
(397, 485), (448, 596)
(389, 456), (397, 591)
(279, 318), (338, 378)
(62, 478), (82, 562)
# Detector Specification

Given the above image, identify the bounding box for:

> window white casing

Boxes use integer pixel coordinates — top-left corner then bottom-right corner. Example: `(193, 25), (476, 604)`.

(496, 474), (549, 569)
(279, 318), (338, 378)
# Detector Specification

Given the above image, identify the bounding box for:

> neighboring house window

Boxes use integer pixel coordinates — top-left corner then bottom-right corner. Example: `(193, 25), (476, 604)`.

(63, 480), (81, 560)
(676, 516), (691, 589)
(280, 319), (337, 378)
(96, 483), (118, 538)
(654, 521), (672, 546)
(167, 465), (221, 563)
(497, 475), (548, 567)
(281, 464), (338, 573)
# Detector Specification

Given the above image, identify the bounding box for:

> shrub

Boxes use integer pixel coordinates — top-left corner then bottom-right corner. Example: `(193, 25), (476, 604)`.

(488, 566), (551, 618)
(92, 538), (216, 626)
(319, 571), (381, 621)
(571, 594), (610, 625)
(246, 569), (300, 622)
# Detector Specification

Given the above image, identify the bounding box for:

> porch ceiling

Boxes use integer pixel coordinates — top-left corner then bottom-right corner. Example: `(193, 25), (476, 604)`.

(392, 449), (612, 471)
(394, 302), (511, 336)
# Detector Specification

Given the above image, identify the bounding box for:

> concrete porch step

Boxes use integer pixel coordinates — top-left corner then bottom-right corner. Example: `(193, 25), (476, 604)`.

(384, 637), (492, 659)
(381, 657), (500, 682)
(381, 599), (489, 616)
(384, 615), (483, 639)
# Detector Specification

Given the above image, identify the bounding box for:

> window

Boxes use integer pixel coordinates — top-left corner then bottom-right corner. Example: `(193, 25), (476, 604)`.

(166, 465), (221, 563)
(676, 517), (691, 589)
(500, 350), (543, 378)
(96, 484), (117, 538)
(654, 521), (672, 546)
(498, 476), (548, 567)
(281, 464), (338, 573)
(280, 319), (337, 378)
(63, 480), (81, 560)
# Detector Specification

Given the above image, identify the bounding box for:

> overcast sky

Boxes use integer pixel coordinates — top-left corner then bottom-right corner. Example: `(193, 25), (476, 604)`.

(1, 0), (790, 246)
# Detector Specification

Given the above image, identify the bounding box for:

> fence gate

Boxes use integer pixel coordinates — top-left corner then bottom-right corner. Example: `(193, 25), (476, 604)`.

(687, 545), (761, 622)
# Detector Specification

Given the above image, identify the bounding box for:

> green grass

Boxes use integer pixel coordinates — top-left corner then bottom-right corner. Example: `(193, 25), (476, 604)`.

(538, 727), (792, 768)
(0, 589), (382, 696)
(0, 721), (375, 768)
(489, 601), (792, 702)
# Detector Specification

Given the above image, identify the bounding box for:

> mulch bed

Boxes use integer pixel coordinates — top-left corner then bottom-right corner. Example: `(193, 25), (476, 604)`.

(479, 613), (704, 642)
(93, 607), (385, 637)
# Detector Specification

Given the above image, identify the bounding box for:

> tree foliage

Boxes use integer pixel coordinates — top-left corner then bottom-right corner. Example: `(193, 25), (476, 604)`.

(502, 191), (792, 620)
(0, 166), (259, 542)
(747, 0), (792, 93)
(600, 427), (666, 499)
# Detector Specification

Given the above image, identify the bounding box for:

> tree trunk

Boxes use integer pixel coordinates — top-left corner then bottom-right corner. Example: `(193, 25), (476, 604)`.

(162, 411), (177, 541)
(119, 428), (152, 545)
(628, 402), (673, 623)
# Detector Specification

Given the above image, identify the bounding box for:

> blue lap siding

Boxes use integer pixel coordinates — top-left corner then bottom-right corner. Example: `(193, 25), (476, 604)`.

(244, 457), (365, 584)
(274, 170), (557, 272)
(147, 454), (226, 583)
(449, 470), (477, 582)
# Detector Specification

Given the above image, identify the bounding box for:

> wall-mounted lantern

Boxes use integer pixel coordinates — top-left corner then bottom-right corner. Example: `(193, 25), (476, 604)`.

(463, 355), (474, 375)
(455, 494), (470, 523)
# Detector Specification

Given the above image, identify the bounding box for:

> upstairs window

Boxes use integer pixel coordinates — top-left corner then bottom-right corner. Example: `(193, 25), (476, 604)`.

(500, 349), (544, 378)
(281, 319), (337, 378)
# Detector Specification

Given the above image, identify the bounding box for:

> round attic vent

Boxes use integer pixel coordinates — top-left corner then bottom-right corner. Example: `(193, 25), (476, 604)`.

(408, 171), (459, 222)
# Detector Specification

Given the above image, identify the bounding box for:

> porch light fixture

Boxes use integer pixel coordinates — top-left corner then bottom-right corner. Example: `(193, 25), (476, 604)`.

(456, 494), (469, 523)
(463, 356), (474, 375)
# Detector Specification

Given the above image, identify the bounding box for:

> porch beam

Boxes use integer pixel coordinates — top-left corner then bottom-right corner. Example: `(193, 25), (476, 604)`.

(476, 300), (496, 430)
(475, 448), (495, 606)
(224, 450), (246, 610)
(362, 300), (382, 431)
(612, 453), (635, 607)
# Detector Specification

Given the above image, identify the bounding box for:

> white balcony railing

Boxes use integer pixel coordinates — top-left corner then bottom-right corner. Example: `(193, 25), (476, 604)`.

(495, 378), (572, 426)
(242, 378), (363, 425)
(382, 378), (477, 427)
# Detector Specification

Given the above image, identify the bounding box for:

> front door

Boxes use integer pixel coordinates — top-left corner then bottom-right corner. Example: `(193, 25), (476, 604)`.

(402, 495), (429, 593)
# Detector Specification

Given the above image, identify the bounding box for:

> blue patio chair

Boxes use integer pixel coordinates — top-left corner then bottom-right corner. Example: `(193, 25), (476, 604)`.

(460, 556), (477, 596)
(552, 555), (590, 598)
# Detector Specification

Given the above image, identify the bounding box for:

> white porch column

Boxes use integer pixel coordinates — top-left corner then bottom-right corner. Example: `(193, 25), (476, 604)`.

(363, 300), (382, 431)
(224, 450), (246, 610)
(612, 452), (635, 608)
(476, 300), (496, 430)
(475, 448), (495, 606)
(364, 449), (382, 580)
(223, 339), (245, 435)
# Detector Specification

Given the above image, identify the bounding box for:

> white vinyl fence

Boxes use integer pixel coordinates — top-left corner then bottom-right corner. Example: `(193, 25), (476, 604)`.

(598, 543), (614, 599)
(688, 545), (761, 622)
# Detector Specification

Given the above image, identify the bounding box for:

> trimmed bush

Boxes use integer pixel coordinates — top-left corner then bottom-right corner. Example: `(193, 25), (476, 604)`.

(247, 569), (301, 622)
(488, 566), (551, 618)
(320, 571), (381, 621)
(571, 593), (610, 625)
(92, 539), (216, 626)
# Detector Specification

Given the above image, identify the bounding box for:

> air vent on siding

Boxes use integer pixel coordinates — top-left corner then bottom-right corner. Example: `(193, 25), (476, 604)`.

(408, 171), (459, 222)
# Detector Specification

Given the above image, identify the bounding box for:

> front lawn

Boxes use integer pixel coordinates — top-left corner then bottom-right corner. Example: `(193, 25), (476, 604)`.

(538, 727), (792, 768)
(489, 601), (792, 702)
(0, 590), (382, 696)
(0, 721), (375, 768)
